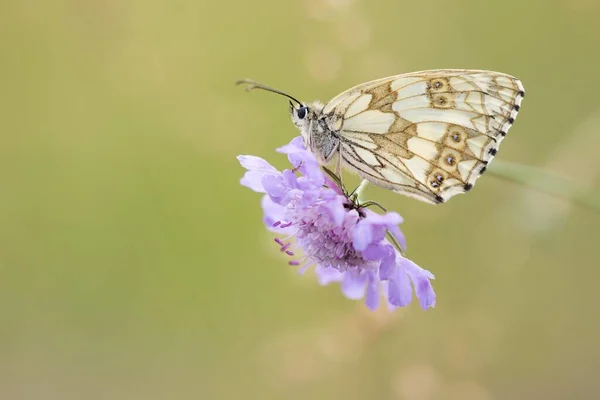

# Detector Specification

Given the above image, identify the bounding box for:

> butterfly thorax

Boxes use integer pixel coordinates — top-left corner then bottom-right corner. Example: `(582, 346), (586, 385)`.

(291, 100), (342, 165)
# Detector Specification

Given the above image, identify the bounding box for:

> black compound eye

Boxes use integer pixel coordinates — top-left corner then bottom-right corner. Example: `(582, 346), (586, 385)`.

(297, 106), (308, 120)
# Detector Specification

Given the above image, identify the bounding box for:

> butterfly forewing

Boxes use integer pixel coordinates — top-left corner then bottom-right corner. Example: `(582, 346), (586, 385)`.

(327, 69), (524, 204)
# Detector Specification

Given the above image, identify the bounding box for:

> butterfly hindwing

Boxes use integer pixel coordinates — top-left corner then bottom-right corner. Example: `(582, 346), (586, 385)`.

(327, 69), (524, 203)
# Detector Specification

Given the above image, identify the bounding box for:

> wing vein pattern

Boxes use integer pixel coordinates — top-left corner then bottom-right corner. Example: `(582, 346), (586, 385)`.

(324, 69), (525, 204)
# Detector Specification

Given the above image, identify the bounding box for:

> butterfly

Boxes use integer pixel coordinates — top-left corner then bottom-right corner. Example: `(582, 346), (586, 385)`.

(237, 69), (524, 204)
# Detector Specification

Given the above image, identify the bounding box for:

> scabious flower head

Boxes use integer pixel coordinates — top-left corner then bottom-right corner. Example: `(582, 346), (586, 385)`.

(237, 137), (436, 310)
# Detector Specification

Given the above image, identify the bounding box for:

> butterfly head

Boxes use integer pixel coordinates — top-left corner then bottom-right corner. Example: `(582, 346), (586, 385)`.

(291, 100), (338, 164)
(289, 101), (308, 124)
(290, 100), (322, 128)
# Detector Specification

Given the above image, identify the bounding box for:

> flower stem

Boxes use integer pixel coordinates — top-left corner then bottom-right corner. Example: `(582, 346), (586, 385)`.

(386, 230), (406, 255)
(488, 160), (600, 212)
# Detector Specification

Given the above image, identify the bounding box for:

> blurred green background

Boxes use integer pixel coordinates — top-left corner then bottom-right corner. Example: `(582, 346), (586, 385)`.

(1, 0), (600, 399)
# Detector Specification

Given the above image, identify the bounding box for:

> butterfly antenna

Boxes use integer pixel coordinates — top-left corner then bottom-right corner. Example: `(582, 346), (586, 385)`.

(236, 79), (303, 106)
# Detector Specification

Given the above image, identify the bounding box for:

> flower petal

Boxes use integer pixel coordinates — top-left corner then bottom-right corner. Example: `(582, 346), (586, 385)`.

(404, 258), (436, 309)
(387, 266), (413, 307)
(353, 220), (374, 251)
(364, 274), (381, 310)
(261, 195), (295, 234)
(315, 265), (343, 285)
(238, 156), (282, 192)
(237, 155), (278, 173)
(276, 137), (325, 184)
(282, 169), (299, 189)
(240, 171), (267, 192)
(276, 136), (305, 154)
(341, 269), (366, 300)
(262, 174), (289, 202)
(318, 196), (346, 227)
(378, 245), (397, 280)
(362, 243), (386, 261)
(358, 210), (405, 247)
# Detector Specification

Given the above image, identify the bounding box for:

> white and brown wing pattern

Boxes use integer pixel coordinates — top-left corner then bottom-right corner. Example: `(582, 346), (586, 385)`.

(326, 69), (525, 204)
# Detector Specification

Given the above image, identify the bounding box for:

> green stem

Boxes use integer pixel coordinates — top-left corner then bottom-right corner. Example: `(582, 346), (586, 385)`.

(488, 160), (600, 212)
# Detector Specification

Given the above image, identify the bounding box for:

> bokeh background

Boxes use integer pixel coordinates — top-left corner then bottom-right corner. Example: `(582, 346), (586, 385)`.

(2, 0), (600, 399)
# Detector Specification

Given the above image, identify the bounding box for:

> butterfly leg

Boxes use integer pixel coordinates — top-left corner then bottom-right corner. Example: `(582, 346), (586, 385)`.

(335, 150), (343, 188)
(350, 179), (370, 201)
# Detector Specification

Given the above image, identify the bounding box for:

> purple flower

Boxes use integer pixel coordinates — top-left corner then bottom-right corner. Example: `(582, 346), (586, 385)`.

(237, 137), (436, 311)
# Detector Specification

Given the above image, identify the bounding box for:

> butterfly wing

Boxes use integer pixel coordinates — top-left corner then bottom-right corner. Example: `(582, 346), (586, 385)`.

(324, 69), (525, 204)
